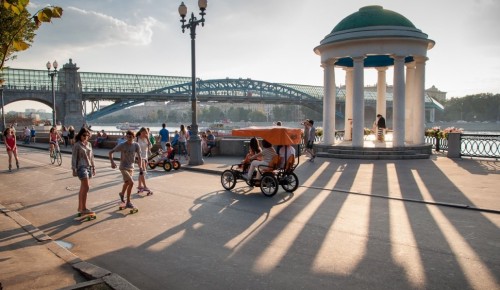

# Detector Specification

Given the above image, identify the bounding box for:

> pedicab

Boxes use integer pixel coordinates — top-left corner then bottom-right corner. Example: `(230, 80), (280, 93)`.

(220, 126), (302, 197)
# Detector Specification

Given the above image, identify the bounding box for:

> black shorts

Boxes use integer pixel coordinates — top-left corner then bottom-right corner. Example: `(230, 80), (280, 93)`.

(306, 141), (314, 149)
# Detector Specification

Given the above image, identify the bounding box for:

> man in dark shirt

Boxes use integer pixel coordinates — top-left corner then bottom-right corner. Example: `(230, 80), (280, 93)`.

(376, 114), (386, 142)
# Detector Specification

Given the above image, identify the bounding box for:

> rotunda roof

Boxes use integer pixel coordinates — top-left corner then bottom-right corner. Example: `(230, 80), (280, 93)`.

(332, 5), (416, 33)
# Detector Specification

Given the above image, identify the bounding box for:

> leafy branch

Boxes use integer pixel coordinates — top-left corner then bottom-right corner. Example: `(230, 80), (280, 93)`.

(0, 0), (63, 72)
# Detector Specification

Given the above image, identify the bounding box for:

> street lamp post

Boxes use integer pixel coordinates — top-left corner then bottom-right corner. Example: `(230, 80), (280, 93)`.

(178, 0), (207, 166)
(46, 60), (58, 127)
(1, 84), (5, 131)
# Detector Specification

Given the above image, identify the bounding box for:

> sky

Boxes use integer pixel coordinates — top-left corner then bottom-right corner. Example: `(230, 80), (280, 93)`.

(5, 0), (500, 112)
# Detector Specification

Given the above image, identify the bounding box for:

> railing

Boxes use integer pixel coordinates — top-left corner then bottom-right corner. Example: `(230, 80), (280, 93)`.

(460, 134), (500, 159)
(425, 136), (449, 152)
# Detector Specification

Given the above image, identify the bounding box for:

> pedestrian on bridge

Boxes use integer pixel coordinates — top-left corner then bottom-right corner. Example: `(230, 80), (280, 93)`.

(72, 127), (96, 215)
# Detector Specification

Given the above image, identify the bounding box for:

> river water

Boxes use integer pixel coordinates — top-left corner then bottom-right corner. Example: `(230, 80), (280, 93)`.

(89, 121), (500, 135)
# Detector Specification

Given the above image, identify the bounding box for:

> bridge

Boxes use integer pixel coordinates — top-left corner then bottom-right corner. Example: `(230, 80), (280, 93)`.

(0, 59), (442, 127)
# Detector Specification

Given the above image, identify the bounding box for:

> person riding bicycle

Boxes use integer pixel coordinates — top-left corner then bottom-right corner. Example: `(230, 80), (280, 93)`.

(49, 127), (62, 156)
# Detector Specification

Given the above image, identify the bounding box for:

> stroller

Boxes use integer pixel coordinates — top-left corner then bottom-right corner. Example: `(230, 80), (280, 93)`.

(147, 149), (181, 172)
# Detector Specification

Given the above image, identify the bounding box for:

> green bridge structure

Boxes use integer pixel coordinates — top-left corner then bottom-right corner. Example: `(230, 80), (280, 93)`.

(1, 59), (442, 127)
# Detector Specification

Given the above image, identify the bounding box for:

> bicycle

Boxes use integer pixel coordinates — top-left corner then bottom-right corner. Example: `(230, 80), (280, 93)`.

(50, 142), (63, 166)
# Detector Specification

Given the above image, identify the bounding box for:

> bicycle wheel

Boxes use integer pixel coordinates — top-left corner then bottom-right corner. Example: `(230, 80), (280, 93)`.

(56, 150), (62, 166)
(260, 173), (278, 197)
(50, 150), (55, 164)
(281, 172), (299, 192)
(221, 170), (236, 190)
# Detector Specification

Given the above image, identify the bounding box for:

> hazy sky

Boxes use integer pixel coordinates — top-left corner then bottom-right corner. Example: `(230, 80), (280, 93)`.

(6, 0), (500, 111)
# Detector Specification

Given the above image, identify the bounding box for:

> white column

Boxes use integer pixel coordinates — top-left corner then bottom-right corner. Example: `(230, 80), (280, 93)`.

(392, 55), (406, 147)
(376, 67), (387, 117)
(322, 60), (336, 145)
(352, 56), (365, 147)
(405, 61), (416, 143)
(430, 108), (435, 123)
(344, 67), (354, 141)
(413, 56), (427, 145)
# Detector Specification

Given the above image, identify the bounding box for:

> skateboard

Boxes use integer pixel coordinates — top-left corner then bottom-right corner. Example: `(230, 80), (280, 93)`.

(118, 202), (139, 214)
(137, 188), (153, 196)
(76, 212), (97, 222)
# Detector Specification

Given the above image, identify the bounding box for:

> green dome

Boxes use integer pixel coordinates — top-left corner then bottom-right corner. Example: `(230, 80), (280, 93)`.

(332, 5), (416, 33)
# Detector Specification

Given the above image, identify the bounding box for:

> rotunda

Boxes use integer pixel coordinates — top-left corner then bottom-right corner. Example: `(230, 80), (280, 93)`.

(314, 5), (435, 148)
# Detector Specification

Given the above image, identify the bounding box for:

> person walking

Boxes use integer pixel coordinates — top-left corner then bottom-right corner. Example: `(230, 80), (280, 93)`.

(68, 126), (75, 146)
(108, 130), (142, 210)
(178, 124), (188, 160)
(304, 119), (317, 162)
(159, 123), (170, 152)
(62, 126), (69, 147)
(375, 114), (387, 142)
(136, 127), (152, 194)
(23, 126), (30, 144)
(30, 126), (36, 144)
(71, 127), (96, 216)
(3, 127), (20, 171)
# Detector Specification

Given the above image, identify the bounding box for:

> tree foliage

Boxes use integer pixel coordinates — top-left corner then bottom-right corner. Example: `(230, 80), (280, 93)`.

(0, 0), (63, 77)
(441, 93), (500, 122)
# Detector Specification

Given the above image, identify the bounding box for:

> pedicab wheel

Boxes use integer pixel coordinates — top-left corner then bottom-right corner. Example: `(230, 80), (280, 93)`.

(221, 170), (236, 190)
(163, 161), (172, 172)
(148, 161), (157, 169)
(172, 160), (181, 170)
(56, 151), (62, 166)
(260, 173), (278, 197)
(281, 172), (299, 192)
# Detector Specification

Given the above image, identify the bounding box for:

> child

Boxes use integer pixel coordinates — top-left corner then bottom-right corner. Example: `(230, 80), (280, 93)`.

(165, 142), (175, 160)
(108, 130), (143, 209)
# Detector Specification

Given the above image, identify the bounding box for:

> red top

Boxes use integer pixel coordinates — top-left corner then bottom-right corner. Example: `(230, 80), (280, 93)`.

(5, 135), (16, 151)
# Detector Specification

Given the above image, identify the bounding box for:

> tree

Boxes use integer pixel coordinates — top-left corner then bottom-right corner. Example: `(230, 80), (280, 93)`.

(0, 0), (63, 76)
(248, 110), (266, 122)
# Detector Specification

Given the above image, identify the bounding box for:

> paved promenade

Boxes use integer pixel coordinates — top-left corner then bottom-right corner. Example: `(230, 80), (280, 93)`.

(1, 142), (499, 289)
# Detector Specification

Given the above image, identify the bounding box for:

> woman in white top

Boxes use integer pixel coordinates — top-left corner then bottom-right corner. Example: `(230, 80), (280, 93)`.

(178, 124), (189, 160)
(244, 139), (277, 181)
(136, 127), (152, 194)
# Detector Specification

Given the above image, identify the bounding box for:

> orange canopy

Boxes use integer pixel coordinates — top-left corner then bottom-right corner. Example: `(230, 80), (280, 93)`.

(232, 126), (302, 145)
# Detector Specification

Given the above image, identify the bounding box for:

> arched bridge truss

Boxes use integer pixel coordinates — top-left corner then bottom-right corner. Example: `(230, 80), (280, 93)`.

(84, 78), (325, 121)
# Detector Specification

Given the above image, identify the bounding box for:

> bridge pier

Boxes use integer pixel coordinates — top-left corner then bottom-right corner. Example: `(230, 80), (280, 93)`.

(59, 59), (85, 127)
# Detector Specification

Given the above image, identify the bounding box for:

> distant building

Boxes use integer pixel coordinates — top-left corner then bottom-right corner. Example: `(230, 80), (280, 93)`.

(425, 85), (447, 103)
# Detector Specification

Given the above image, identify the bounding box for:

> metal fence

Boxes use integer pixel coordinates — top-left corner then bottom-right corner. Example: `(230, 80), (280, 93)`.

(460, 134), (500, 159)
(425, 136), (449, 152)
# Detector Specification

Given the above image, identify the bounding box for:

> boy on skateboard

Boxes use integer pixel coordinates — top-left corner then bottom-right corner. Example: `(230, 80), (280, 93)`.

(108, 130), (143, 211)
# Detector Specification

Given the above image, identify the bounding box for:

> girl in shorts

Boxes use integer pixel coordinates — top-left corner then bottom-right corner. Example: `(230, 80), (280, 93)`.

(71, 127), (96, 215)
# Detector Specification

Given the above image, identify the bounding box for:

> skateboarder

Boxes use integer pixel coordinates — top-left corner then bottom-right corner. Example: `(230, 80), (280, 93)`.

(108, 130), (143, 210)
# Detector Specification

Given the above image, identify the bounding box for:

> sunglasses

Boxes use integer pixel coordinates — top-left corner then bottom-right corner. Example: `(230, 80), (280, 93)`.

(83, 134), (90, 137)
(126, 135), (134, 138)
